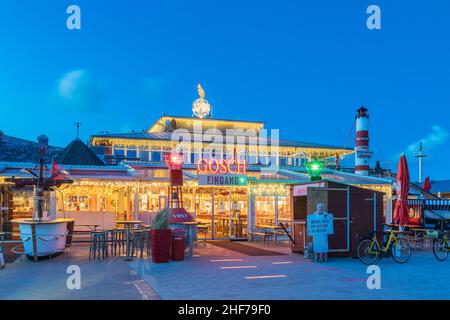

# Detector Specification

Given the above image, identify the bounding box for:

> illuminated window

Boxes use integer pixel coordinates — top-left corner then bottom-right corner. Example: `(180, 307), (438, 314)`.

(67, 195), (89, 211)
(11, 191), (34, 213)
(255, 196), (275, 226)
(277, 196), (291, 223)
(254, 196), (291, 228)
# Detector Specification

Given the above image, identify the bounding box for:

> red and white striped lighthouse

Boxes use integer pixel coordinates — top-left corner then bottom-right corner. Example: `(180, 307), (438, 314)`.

(355, 106), (371, 175)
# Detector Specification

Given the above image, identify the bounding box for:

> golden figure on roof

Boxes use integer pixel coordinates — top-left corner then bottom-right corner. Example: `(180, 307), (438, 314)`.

(192, 83), (211, 119)
(197, 83), (205, 99)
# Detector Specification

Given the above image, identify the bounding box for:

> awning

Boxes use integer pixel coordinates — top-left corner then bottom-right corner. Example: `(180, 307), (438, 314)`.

(425, 210), (450, 220)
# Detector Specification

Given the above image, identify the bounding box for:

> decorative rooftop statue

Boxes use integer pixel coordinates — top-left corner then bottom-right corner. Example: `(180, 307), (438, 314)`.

(192, 83), (211, 119)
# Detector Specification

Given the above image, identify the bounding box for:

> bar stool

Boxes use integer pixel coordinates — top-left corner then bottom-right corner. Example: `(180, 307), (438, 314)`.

(196, 225), (208, 247)
(141, 229), (152, 258)
(131, 229), (146, 258)
(114, 227), (126, 255)
(89, 230), (108, 260)
(105, 229), (119, 256)
(137, 225), (152, 257)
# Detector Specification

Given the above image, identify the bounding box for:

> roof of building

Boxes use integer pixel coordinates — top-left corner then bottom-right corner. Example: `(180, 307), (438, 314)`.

(430, 180), (450, 194)
(285, 168), (394, 185)
(148, 115), (266, 135)
(90, 131), (353, 151)
(54, 138), (105, 166)
(0, 133), (61, 163)
(152, 114), (265, 126)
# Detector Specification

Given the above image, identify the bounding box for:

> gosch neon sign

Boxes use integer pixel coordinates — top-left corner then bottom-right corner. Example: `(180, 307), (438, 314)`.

(196, 159), (247, 175)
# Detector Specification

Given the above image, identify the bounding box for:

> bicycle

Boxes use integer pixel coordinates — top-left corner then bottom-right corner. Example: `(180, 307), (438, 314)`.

(357, 227), (411, 265)
(432, 221), (449, 262)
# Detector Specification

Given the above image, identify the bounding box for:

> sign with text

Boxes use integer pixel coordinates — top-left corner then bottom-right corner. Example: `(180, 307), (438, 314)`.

(198, 174), (247, 186)
(197, 159), (247, 175)
(307, 214), (334, 236)
(293, 182), (325, 196)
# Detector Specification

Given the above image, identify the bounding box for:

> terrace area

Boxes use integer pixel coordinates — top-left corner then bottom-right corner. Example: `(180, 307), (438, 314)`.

(1, 241), (450, 300)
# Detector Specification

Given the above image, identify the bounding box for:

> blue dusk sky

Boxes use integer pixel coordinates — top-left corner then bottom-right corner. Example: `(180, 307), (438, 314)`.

(0, 0), (449, 180)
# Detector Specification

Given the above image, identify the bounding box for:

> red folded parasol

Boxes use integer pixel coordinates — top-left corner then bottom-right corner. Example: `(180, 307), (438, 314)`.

(393, 155), (410, 226)
(422, 176), (432, 192)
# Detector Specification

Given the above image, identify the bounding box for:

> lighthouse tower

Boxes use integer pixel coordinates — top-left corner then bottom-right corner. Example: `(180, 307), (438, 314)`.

(355, 106), (371, 175)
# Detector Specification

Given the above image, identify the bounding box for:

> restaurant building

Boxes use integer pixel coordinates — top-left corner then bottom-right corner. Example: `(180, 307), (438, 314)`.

(0, 86), (395, 242)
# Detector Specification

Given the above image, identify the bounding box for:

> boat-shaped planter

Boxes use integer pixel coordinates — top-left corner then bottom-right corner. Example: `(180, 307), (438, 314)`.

(11, 218), (74, 261)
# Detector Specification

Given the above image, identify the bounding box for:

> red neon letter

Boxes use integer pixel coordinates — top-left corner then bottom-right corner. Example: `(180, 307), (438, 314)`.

(227, 159), (237, 174)
(197, 159), (208, 174)
(238, 160), (247, 174)
(209, 159), (219, 174)
(218, 159), (228, 174)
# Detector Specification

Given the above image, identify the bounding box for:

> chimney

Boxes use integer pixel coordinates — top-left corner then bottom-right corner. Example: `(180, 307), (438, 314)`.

(355, 106), (371, 175)
(37, 134), (49, 146)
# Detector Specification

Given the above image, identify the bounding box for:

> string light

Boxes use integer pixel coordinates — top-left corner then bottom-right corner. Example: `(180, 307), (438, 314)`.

(354, 184), (392, 195)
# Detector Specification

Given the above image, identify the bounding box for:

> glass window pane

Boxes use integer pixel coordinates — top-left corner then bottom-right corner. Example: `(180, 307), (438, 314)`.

(127, 149), (137, 159)
(255, 196), (275, 226)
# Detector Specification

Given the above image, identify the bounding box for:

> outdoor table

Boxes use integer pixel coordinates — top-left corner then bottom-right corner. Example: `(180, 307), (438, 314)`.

(196, 223), (209, 246)
(171, 221), (198, 257)
(115, 220), (142, 261)
(408, 228), (431, 250)
(390, 230), (407, 234)
(256, 224), (284, 243)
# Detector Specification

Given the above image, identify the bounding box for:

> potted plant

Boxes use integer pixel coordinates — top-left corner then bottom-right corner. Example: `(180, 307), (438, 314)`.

(151, 208), (172, 263)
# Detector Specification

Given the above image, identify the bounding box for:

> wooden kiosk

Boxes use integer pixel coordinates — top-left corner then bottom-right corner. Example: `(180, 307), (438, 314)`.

(290, 181), (384, 257)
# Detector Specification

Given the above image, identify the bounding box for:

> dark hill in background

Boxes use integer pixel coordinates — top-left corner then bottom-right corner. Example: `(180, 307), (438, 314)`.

(0, 131), (62, 163)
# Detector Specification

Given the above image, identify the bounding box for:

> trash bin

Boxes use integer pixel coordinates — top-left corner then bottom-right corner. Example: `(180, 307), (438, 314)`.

(171, 229), (186, 261)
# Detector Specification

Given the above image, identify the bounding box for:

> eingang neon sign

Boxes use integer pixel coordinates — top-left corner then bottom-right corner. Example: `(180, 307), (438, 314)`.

(196, 159), (247, 175)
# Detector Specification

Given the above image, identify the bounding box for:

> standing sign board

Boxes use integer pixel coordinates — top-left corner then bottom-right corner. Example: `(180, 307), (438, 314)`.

(307, 214), (334, 235)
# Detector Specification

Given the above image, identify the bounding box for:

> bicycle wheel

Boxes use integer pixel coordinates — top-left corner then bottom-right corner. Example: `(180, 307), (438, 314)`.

(391, 238), (411, 263)
(433, 238), (448, 262)
(357, 239), (379, 265)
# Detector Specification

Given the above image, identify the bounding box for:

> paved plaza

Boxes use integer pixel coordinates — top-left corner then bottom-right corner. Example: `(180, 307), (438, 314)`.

(0, 243), (159, 300)
(1, 242), (449, 300)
